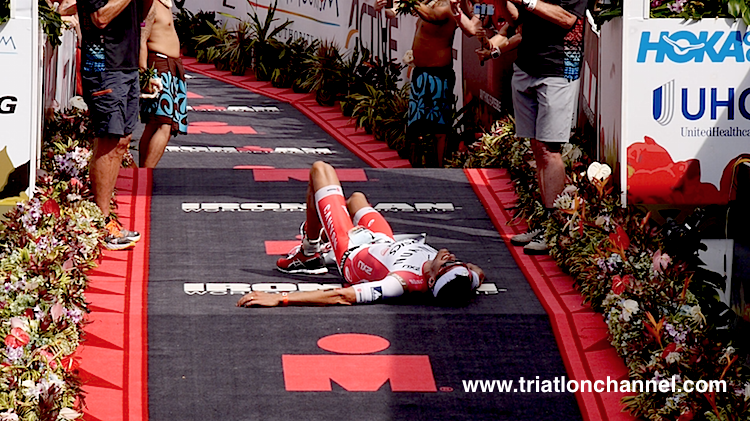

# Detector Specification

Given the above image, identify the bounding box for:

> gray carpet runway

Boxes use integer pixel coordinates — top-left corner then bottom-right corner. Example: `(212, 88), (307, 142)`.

(141, 73), (582, 421)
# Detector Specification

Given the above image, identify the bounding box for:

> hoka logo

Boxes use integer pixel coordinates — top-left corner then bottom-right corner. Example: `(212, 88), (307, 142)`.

(652, 80), (675, 125)
(637, 31), (750, 63)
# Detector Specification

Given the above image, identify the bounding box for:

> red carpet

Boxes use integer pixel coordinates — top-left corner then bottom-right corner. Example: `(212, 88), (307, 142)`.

(79, 169), (151, 421)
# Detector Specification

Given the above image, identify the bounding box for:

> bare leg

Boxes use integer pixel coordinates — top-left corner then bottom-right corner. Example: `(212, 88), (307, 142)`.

(90, 134), (131, 218)
(435, 134), (447, 167)
(530, 138), (566, 208)
(139, 122), (171, 168)
(346, 192), (370, 216)
(305, 161), (342, 240)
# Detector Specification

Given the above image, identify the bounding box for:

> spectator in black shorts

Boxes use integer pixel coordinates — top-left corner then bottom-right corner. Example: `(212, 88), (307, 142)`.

(78, 0), (143, 250)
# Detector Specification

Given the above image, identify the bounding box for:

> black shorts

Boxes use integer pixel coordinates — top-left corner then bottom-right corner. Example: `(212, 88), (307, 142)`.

(81, 70), (139, 137)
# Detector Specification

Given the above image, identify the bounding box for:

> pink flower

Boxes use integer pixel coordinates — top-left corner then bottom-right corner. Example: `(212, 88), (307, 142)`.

(4, 327), (30, 348)
(38, 349), (58, 369)
(652, 250), (671, 274)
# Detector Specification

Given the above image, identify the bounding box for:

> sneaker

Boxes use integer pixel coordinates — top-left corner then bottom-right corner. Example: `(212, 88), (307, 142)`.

(510, 228), (543, 246)
(104, 220), (137, 251)
(276, 246), (328, 274)
(523, 231), (549, 255)
(106, 219), (141, 242)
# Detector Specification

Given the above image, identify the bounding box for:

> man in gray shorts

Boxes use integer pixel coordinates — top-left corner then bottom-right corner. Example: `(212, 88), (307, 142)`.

(78, 0), (143, 250)
(497, 0), (588, 254)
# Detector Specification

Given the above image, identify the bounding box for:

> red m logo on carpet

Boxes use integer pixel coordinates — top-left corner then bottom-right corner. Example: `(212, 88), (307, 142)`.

(282, 333), (437, 392)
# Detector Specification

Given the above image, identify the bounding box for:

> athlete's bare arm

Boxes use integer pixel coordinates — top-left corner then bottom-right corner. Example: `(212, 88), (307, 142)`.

(89, 0), (134, 29)
(414, 0), (453, 23)
(237, 288), (356, 307)
(502, 0), (577, 29)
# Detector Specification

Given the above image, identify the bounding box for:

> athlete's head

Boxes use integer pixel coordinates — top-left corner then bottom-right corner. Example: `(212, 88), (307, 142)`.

(427, 249), (483, 306)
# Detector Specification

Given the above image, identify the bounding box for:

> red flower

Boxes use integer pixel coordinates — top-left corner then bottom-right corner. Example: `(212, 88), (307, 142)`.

(611, 274), (633, 295)
(61, 355), (80, 372)
(609, 226), (629, 250)
(661, 342), (680, 360)
(41, 199), (61, 217)
(39, 349), (58, 369)
(4, 327), (30, 348)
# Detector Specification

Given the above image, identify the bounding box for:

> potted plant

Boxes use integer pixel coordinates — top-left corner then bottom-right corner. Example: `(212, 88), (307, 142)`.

(247, 0), (293, 81)
(271, 37), (318, 89)
(300, 40), (345, 106)
(217, 15), (254, 76)
(194, 20), (231, 69)
(173, 9), (217, 57)
(378, 83), (410, 156)
(349, 84), (383, 134)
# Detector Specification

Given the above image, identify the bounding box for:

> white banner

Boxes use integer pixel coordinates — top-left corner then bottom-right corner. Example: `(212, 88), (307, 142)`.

(0, 0), (40, 204)
(599, 2), (750, 205)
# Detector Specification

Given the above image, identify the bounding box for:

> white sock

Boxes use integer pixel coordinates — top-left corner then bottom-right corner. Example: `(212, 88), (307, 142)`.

(302, 236), (321, 256)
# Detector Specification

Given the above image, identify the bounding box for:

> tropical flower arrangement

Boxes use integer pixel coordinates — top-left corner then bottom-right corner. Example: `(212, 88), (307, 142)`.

(0, 100), (108, 420)
(594, 0), (750, 25)
(460, 119), (750, 420)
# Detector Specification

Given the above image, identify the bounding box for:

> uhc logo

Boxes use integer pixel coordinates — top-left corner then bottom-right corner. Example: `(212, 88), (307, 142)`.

(652, 80), (675, 125)
(652, 81), (750, 123)
(637, 30), (750, 63)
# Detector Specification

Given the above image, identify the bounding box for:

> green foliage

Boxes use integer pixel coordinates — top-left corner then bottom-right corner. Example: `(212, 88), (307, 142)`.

(0, 103), (115, 421)
(247, 0), (292, 80)
(594, 0), (750, 26)
(216, 14), (254, 75)
(173, 9), (217, 56)
(1, 0), (9, 25)
(480, 113), (750, 420)
(39, 0), (64, 47)
(270, 37), (319, 89)
(300, 40), (345, 106)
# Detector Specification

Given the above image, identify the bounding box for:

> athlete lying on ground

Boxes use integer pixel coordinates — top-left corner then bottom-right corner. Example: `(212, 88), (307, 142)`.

(236, 161), (485, 308)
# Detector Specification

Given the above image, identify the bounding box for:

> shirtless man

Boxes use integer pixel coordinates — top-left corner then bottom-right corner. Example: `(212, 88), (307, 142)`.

(376, 0), (481, 167)
(138, 0), (188, 168)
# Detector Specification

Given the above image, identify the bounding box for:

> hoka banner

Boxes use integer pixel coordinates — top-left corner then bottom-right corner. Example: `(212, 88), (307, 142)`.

(0, 0), (40, 206)
(599, 1), (750, 205)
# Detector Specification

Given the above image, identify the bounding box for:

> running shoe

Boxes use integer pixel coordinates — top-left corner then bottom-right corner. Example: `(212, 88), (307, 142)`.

(510, 228), (543, 246)
(276, 246), (327, 274)
(523, 231), (549, 255)
(104, 220), (138, 251)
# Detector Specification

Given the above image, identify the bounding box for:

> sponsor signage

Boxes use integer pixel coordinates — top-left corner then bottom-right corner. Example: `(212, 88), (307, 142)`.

(282, 334), (437, 392)
(0, 0), (40, 205)
(599, 2), (749, 205)
(165, 145), (335, 155)
(187, 105), (280, 112)
(184, 282), (499, 295)
(181, 202), (458, 213)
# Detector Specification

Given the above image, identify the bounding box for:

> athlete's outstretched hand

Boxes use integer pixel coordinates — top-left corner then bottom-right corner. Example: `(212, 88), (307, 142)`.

(237, 291), (281, 307)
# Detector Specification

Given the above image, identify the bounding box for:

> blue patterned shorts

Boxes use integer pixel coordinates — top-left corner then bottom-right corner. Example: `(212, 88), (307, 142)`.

(407, 66), (456, 136)
(140, 52), (188, 136)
